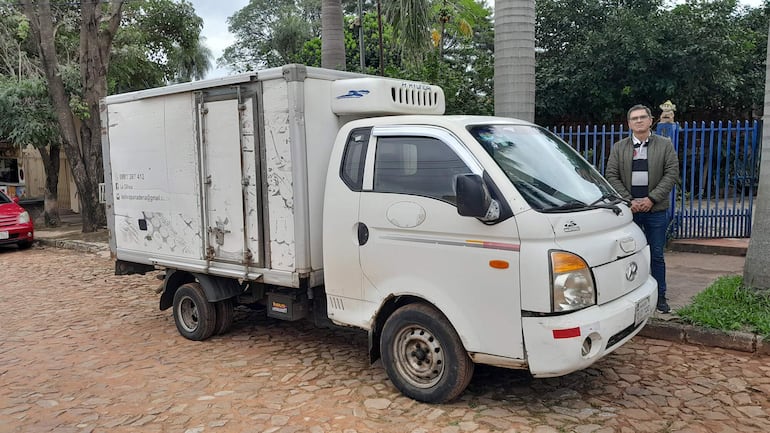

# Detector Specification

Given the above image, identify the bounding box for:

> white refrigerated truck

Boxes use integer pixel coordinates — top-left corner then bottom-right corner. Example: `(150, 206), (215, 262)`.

(101, 64), (657, 403)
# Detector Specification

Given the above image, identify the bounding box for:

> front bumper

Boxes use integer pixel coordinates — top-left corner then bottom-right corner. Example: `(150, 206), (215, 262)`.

(0, 223), (34, 245)
(522, 275), (657, 377)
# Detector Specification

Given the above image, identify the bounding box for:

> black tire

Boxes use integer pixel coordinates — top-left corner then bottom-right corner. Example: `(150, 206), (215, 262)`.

(172, 282), (216, 341)
(214, 298), (234, 335)
(17, 240), (32, 250)
(380, 303), (474, 403)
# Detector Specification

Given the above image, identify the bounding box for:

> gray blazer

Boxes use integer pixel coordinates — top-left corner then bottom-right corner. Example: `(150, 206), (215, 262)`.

(605, 134), (680, 213)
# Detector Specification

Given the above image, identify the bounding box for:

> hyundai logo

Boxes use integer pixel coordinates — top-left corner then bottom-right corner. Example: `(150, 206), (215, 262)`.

(625, 262), (638, 281)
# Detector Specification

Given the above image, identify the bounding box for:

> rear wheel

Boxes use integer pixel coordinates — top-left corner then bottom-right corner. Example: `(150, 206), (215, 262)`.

(214, 298), (234, 335)
(380, 303), (474, 403)
(172, 283), (216, 341)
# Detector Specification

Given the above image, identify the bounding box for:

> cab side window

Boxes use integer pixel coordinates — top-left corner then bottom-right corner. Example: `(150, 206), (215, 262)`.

(340, 128), (371, 191)
(373, 136), (471, 204)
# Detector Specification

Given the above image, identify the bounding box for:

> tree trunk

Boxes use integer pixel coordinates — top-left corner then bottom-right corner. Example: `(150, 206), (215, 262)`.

(743, 23), (770, 290)
(21, 0), (124, 233)
(494, 0), (536, 122)
(37, 145), (60, 227)
(377, 0), (384, 76)
(321, 0), (346, 71)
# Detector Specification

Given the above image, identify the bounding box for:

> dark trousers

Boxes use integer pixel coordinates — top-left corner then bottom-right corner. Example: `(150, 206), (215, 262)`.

(633, 210), (669, 301)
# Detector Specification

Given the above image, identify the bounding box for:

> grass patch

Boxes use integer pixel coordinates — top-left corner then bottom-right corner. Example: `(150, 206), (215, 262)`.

(677, 275), (770, 337)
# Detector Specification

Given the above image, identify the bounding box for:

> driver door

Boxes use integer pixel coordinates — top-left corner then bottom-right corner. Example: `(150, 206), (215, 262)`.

(357, 126), (524, 359)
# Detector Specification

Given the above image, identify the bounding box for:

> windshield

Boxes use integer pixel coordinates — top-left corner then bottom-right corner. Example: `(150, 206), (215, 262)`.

(468, 124), (619, 212)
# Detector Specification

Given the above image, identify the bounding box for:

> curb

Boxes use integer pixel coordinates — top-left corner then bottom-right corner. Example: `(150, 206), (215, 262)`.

(668, 240), (747, 257)
(35, 238), (110, 255)
(640, 318), (769, 356)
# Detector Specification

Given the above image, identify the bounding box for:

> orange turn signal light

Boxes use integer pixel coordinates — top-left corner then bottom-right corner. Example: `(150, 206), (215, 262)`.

(489, 260), (509, 269)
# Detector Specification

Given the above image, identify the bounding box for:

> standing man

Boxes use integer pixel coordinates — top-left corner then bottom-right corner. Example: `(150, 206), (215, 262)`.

(605, 104), (680, 313)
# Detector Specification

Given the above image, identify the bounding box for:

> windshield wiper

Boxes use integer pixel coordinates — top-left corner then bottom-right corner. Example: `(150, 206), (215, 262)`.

(588, 192), (625, 206)
(542, 198), (623, 215)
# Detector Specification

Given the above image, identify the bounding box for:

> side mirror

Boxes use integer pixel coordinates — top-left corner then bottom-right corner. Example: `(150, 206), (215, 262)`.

(456, 174), (500, 221)
(12, 196), (19, 204)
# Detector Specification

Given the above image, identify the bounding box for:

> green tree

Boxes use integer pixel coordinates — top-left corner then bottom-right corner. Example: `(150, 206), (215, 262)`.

(222, 1), (493, 114)
(112, 0), (212, 91)
(0, 6), (39, 79)
(0, 78), (61, 226)
(220, 0), (320, 72)
(534, 0), (767, 124)
(18, 0), (210, 232)
(383, 0), (431, 64)
(20, 0), (124, 232)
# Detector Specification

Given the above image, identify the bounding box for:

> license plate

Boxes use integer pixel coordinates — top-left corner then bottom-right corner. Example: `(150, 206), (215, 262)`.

(634, 296), (652, 325)
(0, 231), (8, 240)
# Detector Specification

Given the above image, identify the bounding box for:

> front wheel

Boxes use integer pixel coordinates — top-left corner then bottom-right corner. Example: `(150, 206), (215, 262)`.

(380, 303), (474, 403)
(172, 282), (216, 341)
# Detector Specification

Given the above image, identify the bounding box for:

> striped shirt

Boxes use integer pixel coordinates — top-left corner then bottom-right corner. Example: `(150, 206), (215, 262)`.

(631, 135), (649, 198)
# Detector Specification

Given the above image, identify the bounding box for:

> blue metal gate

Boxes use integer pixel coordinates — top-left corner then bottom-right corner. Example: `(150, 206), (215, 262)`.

(549, 120), (761, 239)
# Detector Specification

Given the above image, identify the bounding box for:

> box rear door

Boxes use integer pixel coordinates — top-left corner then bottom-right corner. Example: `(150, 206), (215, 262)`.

(199, 88), (262, 267)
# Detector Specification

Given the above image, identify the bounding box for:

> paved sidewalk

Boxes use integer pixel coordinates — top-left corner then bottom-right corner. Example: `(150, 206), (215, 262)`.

(31, 212), (767, 355)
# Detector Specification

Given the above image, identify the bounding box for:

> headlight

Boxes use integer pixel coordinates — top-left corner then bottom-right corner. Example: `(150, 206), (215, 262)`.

(550, 251), (596, 312)
(18, 211), (30, 224)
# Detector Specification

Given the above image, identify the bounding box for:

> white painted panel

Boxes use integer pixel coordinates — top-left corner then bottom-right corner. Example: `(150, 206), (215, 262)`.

(203, 99), (246, 263)
(108, 92), (204, 259)
(262, 79), (296, 271)
(303, 78), (346, 272)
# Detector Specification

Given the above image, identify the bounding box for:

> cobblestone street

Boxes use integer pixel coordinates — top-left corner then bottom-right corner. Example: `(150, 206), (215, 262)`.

(1, 246), (769, 433)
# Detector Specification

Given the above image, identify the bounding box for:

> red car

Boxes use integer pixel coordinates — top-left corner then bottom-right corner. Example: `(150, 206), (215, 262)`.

(0, 190), (34, 249)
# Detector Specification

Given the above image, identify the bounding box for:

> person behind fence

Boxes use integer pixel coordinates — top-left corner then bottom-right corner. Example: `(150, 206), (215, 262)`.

(605, 104), (680, 313)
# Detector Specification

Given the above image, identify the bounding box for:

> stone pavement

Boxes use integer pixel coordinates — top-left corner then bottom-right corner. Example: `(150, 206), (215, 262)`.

(1, 246), (769, 432)
(30, 211), (767, 355)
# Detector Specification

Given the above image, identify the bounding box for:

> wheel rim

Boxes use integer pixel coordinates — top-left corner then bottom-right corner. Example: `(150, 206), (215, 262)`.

(177, 295), (200, 333)
(392, 324), (445, 388)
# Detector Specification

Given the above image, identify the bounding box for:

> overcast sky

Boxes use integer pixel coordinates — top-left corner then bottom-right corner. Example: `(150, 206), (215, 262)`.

(188, 0), (249, 79)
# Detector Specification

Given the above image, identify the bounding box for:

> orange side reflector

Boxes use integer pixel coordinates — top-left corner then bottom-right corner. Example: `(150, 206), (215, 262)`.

(552, 327), (581, 339)
(489, 260), (509, 269)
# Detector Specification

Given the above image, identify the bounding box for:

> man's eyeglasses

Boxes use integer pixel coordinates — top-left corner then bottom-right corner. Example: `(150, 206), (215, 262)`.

(629, 115), (649, 122)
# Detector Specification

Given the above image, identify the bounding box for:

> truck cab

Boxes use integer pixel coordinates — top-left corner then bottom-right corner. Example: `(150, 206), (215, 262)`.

(323, 115), (656, 401)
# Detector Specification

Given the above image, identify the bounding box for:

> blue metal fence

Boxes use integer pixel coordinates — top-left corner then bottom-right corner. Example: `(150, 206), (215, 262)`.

(549, 120), (761, 239)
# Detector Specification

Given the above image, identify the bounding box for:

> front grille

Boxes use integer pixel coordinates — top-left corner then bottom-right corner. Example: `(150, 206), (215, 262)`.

(0, 215), (17, 227)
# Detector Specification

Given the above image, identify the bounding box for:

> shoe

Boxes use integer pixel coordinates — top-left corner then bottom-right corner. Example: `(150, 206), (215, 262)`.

(656, 301), (670, 314)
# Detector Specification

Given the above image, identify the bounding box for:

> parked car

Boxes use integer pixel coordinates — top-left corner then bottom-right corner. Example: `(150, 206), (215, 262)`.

(0, 190), (34, 249)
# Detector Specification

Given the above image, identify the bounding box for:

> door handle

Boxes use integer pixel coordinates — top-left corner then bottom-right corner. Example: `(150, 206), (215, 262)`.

(357, 222), (369, 246)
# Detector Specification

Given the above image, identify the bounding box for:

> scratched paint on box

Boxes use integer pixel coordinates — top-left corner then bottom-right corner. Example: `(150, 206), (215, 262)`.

(117, 211), (201, 258)
(263, 80), (296, 271)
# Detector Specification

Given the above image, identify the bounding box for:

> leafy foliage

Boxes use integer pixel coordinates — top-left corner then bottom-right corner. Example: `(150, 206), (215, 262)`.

(220, 0), (320, 72)
(111, 0), (212, 92)
(0, 77), (59, 148)
(383, 0), (432, 63)
(535, 0), (768, 124)
(222, 0), (493, 114)
(0, 5), (39, 78)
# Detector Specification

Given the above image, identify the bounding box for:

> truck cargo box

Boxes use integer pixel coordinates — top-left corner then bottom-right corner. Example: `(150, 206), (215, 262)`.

(101, 64), (444, 288)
